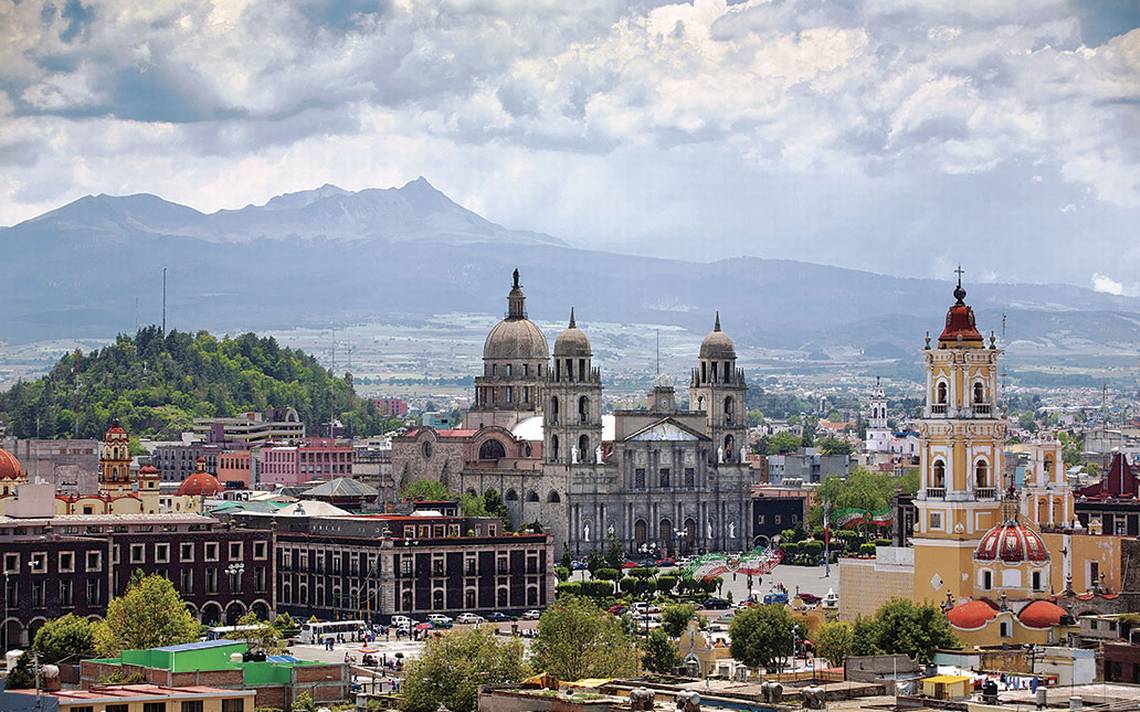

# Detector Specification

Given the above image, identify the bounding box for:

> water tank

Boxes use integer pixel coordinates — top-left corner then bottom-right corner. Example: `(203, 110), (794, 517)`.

(230, 652), (244, 664)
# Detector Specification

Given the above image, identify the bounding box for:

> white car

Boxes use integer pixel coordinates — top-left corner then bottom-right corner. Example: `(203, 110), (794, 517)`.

(427, 614), (453, 627)
(522, 609), (542, 620)
(456, 613), (485, 625)
(390, 615), (413, 631)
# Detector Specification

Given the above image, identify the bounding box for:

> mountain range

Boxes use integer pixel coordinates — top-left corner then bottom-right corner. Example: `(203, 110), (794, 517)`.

(3, 178), (1138, 383)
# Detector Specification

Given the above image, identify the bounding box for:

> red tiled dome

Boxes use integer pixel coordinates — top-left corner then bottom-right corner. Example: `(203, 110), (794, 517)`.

(947, 599), (998, 629)
(975, 520), (1049, 563)
(0, 448), (25, 481)
(138, 464), (160, 476)
(1018, 600), (1067, 629)
(938, 283), (984, 344)
(176, 461), (223, 497)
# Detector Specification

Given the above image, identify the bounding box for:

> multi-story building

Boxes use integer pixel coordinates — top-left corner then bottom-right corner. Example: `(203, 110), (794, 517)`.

(1074, 452), (1140, 536)
(373, 397), (409, 418)
(0, 437), (99, 494)
(392, 270), (755, 557)
(257, 438), (354, 488)
(153, 442), (222, 483)
(193, 409), (306, 447)
(0, 683), (257, 712)
(766, 450), (851, 485)
(0, 506), (273, 649)
(216, 449), (253, 489)
(233, 507), (554, 621)
(750, 485), (808, 539)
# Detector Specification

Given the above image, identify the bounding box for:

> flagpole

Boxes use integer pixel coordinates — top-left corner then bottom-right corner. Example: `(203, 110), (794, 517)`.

(823, 494), (831, 578)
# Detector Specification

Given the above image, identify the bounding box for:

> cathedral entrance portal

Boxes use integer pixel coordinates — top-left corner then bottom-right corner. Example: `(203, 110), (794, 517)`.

(634, 519), (648, 550)
(659, 518), (673, 556)
(683, 518), (697, 554)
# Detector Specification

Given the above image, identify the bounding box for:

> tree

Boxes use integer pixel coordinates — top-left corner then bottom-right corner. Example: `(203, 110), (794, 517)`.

(872, 599), (957, 662)
(587, 551), (606, 573)
(660, 604), (696, 638)
(817, 437), (853, 456)
(225, 611), (284, 655)
(850, 617), (882, 656)
(814, 621), (854, 667)
(768, 432), (801, 455)
(34, 613), (97, 664)
(482, 489), (512, 530)
(531, 596), (638, 681)
(641, 628), (680, 673)
(460, 491), (491, 517)
(93, 572), (199, 657)
(728, 605), (794, 671)
(400, 479), (450, 501)
(5, 651), (35, 689)
(605, 534), (624, 569)
(400, 628), (526, 712)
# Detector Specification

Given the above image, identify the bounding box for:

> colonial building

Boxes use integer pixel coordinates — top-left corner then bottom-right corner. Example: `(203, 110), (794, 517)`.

(392, 270), (755, 557)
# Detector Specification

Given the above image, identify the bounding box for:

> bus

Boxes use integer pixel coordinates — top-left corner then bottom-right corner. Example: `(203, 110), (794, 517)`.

(205, 624), (263, 641)
(298, 620), (367, 645)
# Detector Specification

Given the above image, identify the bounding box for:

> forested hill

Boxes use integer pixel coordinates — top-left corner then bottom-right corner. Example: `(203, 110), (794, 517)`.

(0, 327), (396, 440)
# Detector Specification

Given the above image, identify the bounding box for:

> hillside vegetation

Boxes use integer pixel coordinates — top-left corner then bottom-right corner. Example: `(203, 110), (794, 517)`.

(0, 326), (397, 439)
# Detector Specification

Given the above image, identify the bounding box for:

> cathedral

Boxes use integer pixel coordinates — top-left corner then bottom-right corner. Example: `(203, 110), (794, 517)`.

(391, 270), (755, 557)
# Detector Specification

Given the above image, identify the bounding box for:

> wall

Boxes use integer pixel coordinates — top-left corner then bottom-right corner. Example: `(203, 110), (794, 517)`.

(838, 549), (914, 621)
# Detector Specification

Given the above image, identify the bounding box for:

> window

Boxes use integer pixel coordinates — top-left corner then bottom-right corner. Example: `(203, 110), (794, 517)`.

(973, 382), (984, 403)
(659, 469), (670, 488)
(182, 702), (205, 712)
(59, 551), (74, 572)
(551, 397), (560, 424)
(982, 570), (992, 590)
(401, 559), (413, 576)
(579, 396), (589, 423)
(774, 515), (782, 525)
(155, 543), (170, 563)
(86, 550), (101, 571)
(757, 515), (766, 524)
(229, 542), (243, 560)
(479, 439), (506, 460)
(70, 707), (95, 712)
(107, 705), (129, 712)
(465, 555), (477, 575)
(253, 541), (267, 560)
(422, 441), (433, 459)
(634, 468), (646, 489)
(432, 558), (444, 576)
(506, 386), (513, 403)
(974, 461), (988, 489)
(932, 461), (946, 489)
(59, 579), (74, 606)
(130, 544), (145, 564)
(684, 468), (695, 488)
(87, 578), (101, 605)
(929, 512), (943, 530)
(1032, 571), (1042, 591)
(222, 699), (246, 712)
(1000, 621), (1012, 638)
(3, 553), (17, 573)
(206, 568), (218, 594)
(205, 542), (219, 561)
(30, 551), (47, 572)
(936, 381), (948, 404)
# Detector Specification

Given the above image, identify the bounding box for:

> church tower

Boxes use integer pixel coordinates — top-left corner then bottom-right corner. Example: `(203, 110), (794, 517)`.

(545, 309), (603, 465)
(912, 271), (1007, 604)
(865, 377), (892, 453)
(689, 313), (747, 463)
(98, 419), (134, 499)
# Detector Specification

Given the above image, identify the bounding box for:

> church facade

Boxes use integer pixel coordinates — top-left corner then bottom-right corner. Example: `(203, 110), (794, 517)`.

(391, 271), (755, 557)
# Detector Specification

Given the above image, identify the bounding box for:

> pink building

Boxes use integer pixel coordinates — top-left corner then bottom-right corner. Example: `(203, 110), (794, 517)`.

(258, 438), (354, 487)
(373, 397), (409, 418)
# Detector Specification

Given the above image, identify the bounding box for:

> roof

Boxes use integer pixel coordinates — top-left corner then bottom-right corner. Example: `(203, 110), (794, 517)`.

(512, 414), (616, 442)
(154, 639), (241, 653)
(483, 314), (550, 361)
(1018, 599), (1067, 629)
(975, 520), (1049, 563)
(8, 684), (254, 702)
(553, 308), (591, 357)
(937, 282), (984, 344)
(699, 312), (736, 360)
(176, 471), (224, 497)
(0, 447), (26, 480)
(1076, 452), (1137, 499)
(276, 500), (352, 517)
(924, 675), (972, 684)
(302, 477), (379, 498)
(946, 599), (998, 630)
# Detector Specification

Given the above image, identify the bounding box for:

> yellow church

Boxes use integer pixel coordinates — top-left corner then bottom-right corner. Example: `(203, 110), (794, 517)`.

(841, 274), (1126, 647)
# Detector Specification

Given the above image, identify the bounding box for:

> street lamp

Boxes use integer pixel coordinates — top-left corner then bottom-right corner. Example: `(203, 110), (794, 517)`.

(790, 623), (799, 674)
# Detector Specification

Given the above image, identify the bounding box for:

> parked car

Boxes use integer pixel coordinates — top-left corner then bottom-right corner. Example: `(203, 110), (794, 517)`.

(522, 609), (542, 620)
(702, 597), (731, 610)
(622, 561), (638, 569)
(797, 592), (822, 605)
(763, 591), (789, 605)
(390, 615), (413, 631)
(487, 611), (514, 623)
(655, 557), (676, 567)
(427, 614), (453, 628)
(571, 560), (588, 571)
(607, 604), (627, 616)
(637, 558), (657, 567)
(631, 602), (661, 615)
(456, 613), (485, 625)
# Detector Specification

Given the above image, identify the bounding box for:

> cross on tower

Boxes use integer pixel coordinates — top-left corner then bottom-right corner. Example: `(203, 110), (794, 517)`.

(954, 265), (965, 287)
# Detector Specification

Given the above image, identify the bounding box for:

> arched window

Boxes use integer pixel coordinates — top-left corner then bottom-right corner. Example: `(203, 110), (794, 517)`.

(465, 589), (476, 609)
(479, 439), (506, 460)
(527, 587), (538, 606)
(578, 434), (590, 461)
(551, 396), (560, 424)
(422, 441), (433, 459)
(578, 396), (589, 424)
(724, 434), (735, 462)
(525, 490), (539, 502)
(697, 396), (704, 411)
(724, 396), (734, 424)
(1043, 455), (1055, 482)
(551, 435), (559, 462)
(547, 490), (561, 503)
(432, 590), (444, 610)
(975, 460), (989, 489)
(973, 382), (984, 403)
(933, 460), (946, 488)
(505, 489), (518, 501)
(497, 588), (509, 607)
(936, 382), (948, 404)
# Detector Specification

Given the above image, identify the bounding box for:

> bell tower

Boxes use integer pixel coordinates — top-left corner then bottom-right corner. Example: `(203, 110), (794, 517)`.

(98, 419), (134, 498)
(689, 313), (747, 463)
(912, 269), (1007, 603)
(545, 309), (603, 465)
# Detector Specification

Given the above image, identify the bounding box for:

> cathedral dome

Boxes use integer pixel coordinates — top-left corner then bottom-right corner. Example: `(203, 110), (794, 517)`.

(176, 459), (224, 497)
(946, 599), (998, 629)
(1018, 600), (1067, 629)
(553, 308), (590, 357)
(0, 448), (25, 481)
(484, 318), (550, 361)
(975, 520), (1049, 563)
(699, 312), (736, 360)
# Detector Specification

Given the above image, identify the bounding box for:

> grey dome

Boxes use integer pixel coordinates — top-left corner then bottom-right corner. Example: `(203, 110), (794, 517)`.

(553, 308), (591, 357)
(699, 311), (736, 360)
(484, 318), (550, 361)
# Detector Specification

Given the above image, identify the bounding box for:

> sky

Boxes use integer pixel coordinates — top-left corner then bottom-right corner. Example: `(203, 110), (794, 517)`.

(1, 0), (1138, 292)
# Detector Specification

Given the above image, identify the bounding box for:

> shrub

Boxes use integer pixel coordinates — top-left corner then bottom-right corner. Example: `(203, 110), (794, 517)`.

(802, 541), (823, 557)
(582, 580), (615, 597)
(593, 567), (620, 581)
(619, 577), (638, 594)
(557, 582), (583, 596)
(629, 567), (658, 579)
(555, 566), (571, 581)
(875, 538), (892, 547)
(780, 542), (799, 555)
(858, 542), (876, 556)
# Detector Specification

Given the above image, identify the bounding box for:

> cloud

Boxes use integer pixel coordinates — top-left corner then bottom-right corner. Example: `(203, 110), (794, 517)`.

(1091, 273), (1139, 297)
(0, 0), (1138, 285)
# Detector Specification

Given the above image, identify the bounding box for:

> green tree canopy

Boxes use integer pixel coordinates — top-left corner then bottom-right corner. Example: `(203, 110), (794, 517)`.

(728, 604), (794, 670)
(808, 467), (916, 530)
(34, 613), (97, 664)
(871, 598), (957, 662)
(225, 611), (284, 655)
(816, 436), (854, 455)
(641, 628), (680, 674)
(814, 621), (854, 667)
(767, 432), (801, 455)
(400, 479), (451, 501)
(400, 628), (527, 712)
(5, 651), (35, 689)
(531, 596), (638, 681)
(660, 604), (696, 639)
(93, 572), (200, 657)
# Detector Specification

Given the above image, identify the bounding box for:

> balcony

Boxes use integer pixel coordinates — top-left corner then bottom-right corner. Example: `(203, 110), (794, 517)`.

(975, 487), (996, 499)
(931, 404), (948, 415)
(926, 487), (946, 499)
(973, 404), (992, 415)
